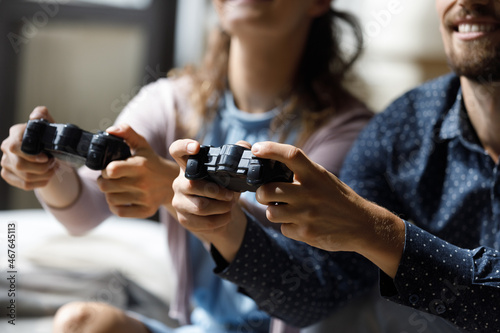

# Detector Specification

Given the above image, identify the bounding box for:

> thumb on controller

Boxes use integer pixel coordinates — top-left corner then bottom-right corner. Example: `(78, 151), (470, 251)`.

(29, 106), (56, 123)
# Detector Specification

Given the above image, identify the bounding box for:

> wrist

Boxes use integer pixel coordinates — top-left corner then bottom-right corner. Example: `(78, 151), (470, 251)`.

(38, 163), (81, 209)
(354, 202), (405, 278)
(209, 204), (248, 263)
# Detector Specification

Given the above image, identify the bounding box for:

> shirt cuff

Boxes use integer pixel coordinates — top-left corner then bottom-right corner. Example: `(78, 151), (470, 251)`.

(381, 221), (473, 315)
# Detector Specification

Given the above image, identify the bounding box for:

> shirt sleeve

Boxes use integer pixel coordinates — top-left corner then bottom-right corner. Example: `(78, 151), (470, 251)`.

(214, 213), (378, 328)
(380, 221), (500, 332)
(35, 78), (182, 235)
(340, 97), (500, 332)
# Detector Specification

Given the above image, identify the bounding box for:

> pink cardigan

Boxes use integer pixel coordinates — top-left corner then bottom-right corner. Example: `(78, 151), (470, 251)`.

(37, 77), (373, 333)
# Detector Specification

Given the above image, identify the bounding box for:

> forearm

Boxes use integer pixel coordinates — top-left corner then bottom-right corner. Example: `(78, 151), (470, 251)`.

(187, 204), (248, 264)
(353, 201), (406, 279)
(35, 166), (111, 235)
(36, 162), (81, 208)
(209, 205), (248, 263)
(159, 160), (182, 219)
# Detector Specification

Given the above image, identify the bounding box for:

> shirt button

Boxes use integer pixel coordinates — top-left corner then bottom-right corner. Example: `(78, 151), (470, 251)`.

(409, 294), (419, 305)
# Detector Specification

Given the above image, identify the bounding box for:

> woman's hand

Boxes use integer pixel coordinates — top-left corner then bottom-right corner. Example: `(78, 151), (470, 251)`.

(252, 141), (405, 278)
(1, 107), (59, 191)
(169, 139), (248, 262)
(97, 124), (179, 219)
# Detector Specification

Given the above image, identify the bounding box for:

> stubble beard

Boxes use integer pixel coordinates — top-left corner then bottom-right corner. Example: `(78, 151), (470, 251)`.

(446, 30), (500, 84)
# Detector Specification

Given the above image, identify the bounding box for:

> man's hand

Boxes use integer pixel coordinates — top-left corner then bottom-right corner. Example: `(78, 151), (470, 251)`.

(97, 124), (179, 218)
(252, 141), (405, 278)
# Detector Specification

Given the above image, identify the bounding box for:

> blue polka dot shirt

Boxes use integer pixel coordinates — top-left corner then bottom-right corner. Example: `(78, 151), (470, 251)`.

(341, 73), (500, 332)
(215, 74), (499, 332)
(213, 214), (378, 328)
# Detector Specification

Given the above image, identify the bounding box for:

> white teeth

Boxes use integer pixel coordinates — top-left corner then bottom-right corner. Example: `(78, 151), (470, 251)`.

(458, 23), (496, 33)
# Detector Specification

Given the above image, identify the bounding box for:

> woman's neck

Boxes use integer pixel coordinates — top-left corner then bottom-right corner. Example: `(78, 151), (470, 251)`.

(227, 29), (308, 114)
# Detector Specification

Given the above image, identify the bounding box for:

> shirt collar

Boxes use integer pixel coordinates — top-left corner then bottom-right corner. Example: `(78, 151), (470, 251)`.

(439, 86), (484, 152)
(223, 90), (280, 124)
(439, 88), (463, 141)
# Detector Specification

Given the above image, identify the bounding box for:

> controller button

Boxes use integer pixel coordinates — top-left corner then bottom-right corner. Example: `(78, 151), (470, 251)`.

(248, 164), (262, 181)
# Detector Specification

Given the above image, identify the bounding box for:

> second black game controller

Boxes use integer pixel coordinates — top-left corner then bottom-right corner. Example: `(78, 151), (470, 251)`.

(21, 119), (131, 170)
(185, 144), (294, 192)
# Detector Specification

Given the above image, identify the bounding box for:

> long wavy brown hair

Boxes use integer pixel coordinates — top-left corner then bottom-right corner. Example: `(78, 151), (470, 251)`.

(169, 8), (364, 146)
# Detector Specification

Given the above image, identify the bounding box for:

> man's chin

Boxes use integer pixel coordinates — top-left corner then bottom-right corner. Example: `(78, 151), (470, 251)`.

(448, 49), (500, 84)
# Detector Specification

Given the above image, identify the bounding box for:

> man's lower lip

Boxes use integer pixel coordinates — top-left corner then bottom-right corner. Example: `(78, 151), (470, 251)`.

(454, 31), (497, 41)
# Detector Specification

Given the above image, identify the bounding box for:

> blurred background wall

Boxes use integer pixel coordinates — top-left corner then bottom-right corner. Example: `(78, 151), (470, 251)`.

(0, 0), (450, 210)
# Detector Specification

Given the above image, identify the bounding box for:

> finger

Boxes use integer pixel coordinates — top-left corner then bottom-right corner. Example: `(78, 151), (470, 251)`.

(29, 106), (55, 123)
(1, 168), (53, 190)
(97, 175), (134, 193)
(169, 139), (201, 169)
(101, 156), (145, 180)
(264, 201), (312, 224)
(2, 152), (56, 176)
(173, 175), (235, 203)
(105, 191), (144, 206)
(264, 203), (292, 223)
(279, 223), (302, 242)
(235, 140), (252, 149)
(110, 204), (156, 219)
(8, 123), (27, 142)
(251, 141), (314, 177)
(176, 193), (235, 217)
(105, 124), (146, 155)
(5, 123), (50, 163)
(177, 212), (231, 233)
(255, 181), (301, 205)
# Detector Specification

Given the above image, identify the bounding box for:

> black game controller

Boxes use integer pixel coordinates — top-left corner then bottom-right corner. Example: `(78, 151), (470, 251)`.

(21, 119), (131, 170)
(185, 144), (294, 192)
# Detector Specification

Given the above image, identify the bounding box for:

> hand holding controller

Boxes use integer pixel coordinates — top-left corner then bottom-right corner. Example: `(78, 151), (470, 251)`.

(21, 119), (131, 170)
(185, 144), (294, 192)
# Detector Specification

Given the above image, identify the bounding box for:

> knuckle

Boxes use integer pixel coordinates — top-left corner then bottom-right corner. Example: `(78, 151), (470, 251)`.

(105, 164), (118, 178)
(0, 168), (7, 180)
(8, 124), (21, 136)
(286, 146), (303, 162)
(137, 156), (148, 168)
(172, 176), (184, 192)
(135, 178), (149, 192)
(16, 178), (32, 191)
(190, 200), (205, 215)
(0, 140), (8, 153)
(171, 193), (182, 210)
(0, 153), (7, 168)
(13, 158), (24, 170)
